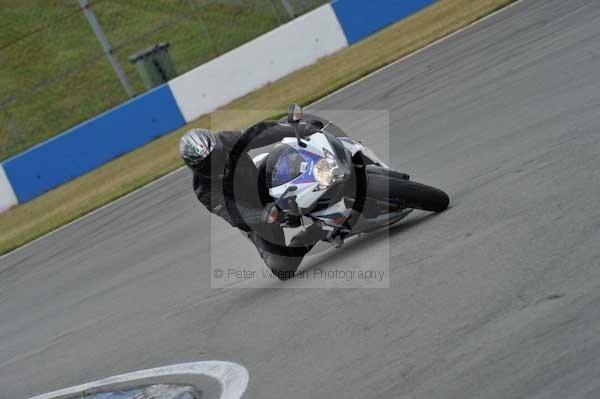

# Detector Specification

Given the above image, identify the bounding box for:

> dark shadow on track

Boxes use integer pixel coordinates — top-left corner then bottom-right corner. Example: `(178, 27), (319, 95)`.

(213, 211), (448, 310)
(298, 210), (445, 274)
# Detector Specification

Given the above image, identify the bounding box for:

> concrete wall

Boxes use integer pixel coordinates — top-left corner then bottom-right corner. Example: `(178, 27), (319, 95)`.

(169, 4), (348, 123)
(0, 164), (18, 212)
(0, 0), (438, 212)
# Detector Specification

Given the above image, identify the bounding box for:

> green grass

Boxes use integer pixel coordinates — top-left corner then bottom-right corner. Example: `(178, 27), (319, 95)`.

(0, 0), (326, 161)
(0, 0), (515, 255)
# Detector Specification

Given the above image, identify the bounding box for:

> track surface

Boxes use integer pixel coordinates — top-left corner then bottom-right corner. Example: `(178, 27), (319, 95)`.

(3, 0), (600, 397)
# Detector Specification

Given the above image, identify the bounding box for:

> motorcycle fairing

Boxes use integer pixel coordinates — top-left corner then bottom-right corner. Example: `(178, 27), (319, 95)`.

(268, 133), (337, 210)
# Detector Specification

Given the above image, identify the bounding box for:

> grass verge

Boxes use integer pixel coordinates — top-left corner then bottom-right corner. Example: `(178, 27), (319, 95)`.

(0, 0), (515, 255)
(0, 0), (326, 161)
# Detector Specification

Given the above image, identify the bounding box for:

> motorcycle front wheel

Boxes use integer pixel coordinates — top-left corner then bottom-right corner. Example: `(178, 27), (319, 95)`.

(365, 166), (449, 213)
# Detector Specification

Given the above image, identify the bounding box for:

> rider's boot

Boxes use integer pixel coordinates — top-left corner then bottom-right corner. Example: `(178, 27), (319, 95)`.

(248, 225), (306, 281)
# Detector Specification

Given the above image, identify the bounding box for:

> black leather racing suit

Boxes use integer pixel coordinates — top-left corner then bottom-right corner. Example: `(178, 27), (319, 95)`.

(192, 120), (322, 276)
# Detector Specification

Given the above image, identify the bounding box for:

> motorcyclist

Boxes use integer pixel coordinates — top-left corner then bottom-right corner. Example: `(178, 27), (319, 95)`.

(179, 119), (323, 279)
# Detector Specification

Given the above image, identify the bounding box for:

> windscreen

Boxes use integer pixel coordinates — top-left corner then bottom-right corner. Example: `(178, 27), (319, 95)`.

(266, 144), (305, 188)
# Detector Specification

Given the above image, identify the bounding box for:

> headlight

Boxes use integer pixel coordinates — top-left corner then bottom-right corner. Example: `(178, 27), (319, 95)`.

(313, 157), (344, 189)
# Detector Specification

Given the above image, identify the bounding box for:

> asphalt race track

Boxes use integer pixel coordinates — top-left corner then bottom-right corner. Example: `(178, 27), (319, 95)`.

(3, 0), (600, 397)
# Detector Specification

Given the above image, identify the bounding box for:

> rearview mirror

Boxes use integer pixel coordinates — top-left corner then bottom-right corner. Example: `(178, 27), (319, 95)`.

(287, 103), (302, 123)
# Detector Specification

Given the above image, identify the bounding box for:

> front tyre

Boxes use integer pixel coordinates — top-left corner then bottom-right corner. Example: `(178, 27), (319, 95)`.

(391, 179), (449, 212)
(364, 166), (449, 213)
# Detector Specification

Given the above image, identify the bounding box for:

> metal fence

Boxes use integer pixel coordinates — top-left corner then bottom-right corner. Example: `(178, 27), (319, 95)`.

(0, 0), (329, 162)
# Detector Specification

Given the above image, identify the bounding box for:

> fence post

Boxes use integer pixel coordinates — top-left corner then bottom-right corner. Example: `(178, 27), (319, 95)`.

(279, 0), (296, 18)
(1, 105), (20, 146)
(79, 0), (134, 98)
(186, 0), (220, 56)
(266, 0), (283, 24)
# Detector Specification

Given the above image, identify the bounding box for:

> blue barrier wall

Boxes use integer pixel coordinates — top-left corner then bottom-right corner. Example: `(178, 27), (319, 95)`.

(2, 84), (185, 203)
(331, 0), (437, 45)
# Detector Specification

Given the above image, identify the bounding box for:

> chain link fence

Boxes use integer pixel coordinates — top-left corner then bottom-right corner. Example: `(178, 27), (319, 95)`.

(0, 0), (329, 162)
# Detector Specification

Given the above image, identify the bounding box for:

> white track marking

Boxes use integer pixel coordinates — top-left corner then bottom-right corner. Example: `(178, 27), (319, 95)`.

(27, 361), (249, 399)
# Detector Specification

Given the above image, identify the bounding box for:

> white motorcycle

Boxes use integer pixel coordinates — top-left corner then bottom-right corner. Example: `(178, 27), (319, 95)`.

(251, 104), (449, 250)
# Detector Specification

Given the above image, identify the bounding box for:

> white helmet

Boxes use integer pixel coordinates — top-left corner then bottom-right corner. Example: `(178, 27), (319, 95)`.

(179, 128), (217, 171)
